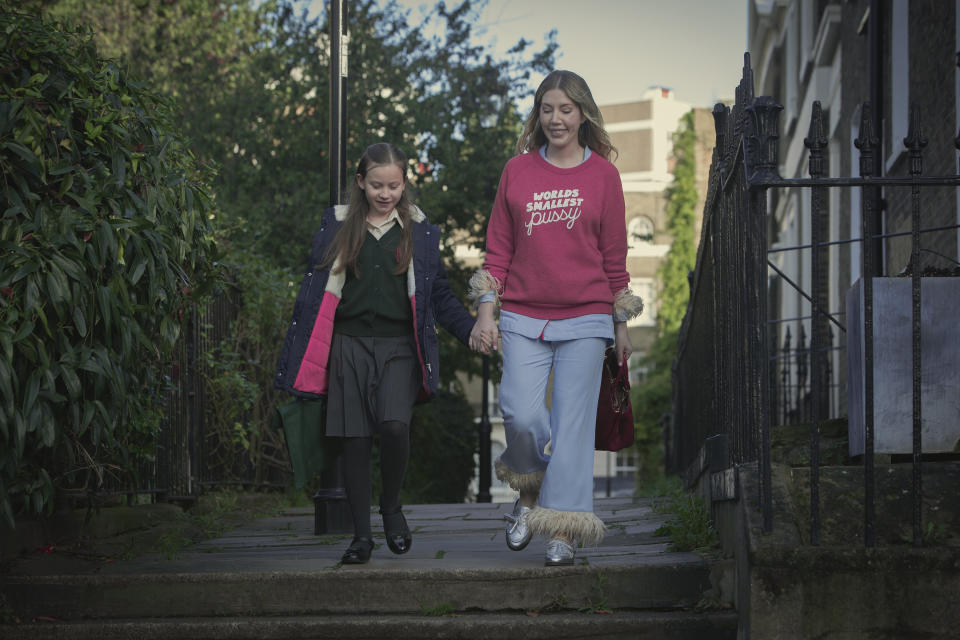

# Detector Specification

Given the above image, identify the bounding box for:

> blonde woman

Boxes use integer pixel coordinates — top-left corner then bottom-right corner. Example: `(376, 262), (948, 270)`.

(471, 71), (642, 565)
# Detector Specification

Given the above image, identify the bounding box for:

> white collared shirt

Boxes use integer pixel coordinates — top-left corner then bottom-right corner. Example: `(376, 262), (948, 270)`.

(366, 209), (403, 240)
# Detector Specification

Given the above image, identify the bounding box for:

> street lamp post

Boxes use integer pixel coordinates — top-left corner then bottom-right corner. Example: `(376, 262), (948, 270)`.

(477, 355), (492, 503)
(329, 0), (349, 205)
(314, 0), (351, 535)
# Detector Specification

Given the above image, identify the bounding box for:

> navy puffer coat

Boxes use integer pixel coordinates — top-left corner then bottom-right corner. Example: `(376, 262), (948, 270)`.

(274, 205), (476, 401)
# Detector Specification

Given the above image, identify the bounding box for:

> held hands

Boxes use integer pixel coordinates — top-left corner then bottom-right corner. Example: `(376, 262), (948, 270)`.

(469, 319), (498, 354)
(469, 312), (629, 358)
(469, 302), (499, 355)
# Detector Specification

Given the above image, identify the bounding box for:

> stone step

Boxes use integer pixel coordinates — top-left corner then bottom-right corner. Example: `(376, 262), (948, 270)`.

(2, 498), (736, 635)
(4, 558), (715, 620)
(1, 611), (738, 640)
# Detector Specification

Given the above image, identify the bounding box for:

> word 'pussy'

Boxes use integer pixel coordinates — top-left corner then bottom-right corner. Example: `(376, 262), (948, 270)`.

(525, 207), (582, 235)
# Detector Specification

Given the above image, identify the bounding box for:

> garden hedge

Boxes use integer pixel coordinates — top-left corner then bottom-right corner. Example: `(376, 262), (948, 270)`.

(0, 7), (218, 525)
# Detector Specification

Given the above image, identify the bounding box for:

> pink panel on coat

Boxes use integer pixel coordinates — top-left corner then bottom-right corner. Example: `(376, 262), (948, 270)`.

(293, 293), (339, 395)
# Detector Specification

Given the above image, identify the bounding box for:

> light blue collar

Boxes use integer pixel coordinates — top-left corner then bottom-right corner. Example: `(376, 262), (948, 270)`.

(539, 145), (591, 166)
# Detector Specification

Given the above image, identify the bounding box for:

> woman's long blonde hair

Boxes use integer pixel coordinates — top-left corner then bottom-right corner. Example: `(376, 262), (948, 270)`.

(516, 70), (617, 161)
(324, 142), (414, 277)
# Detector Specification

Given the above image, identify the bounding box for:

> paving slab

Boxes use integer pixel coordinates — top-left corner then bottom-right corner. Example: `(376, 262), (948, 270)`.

(5, 497), (683, 575)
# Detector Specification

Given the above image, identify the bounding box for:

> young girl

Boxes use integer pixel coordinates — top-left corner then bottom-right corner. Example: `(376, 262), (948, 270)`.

(470, 71), (643, 565)
(276, 142), (491, 564)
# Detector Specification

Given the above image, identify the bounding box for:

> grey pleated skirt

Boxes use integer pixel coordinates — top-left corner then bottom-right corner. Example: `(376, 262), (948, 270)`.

(325, 333), (422, 437)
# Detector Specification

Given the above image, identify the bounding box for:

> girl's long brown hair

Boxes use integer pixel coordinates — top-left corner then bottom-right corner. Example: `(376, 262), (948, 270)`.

(517, 70), (617, 161)
(323, 142), (414, 277)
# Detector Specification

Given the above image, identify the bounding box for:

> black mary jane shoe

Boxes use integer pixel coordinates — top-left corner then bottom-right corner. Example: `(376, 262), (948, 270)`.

(340, 537), (374, 564)
(379, 506), (412, 555)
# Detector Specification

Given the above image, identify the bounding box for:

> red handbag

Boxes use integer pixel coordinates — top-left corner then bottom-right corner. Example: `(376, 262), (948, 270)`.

(595, 348), (635, 451)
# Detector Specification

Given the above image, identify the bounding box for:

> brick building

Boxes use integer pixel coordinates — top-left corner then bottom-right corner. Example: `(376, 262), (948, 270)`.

(602, 89), (718, 367)
(749, 0), (959, 420)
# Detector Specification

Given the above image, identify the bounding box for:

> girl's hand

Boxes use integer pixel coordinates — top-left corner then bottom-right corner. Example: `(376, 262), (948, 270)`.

(470, 302), (499, 354)
(469, 320), (497, 354)
(614, 322), (632, 363)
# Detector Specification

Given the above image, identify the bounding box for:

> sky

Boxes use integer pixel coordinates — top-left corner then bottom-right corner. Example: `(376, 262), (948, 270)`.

(308, 0), (748, 110)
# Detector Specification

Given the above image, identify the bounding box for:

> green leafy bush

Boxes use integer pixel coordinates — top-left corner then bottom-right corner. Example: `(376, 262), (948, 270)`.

(0, 8), (218, 525)
(199, 253), (295, 484)
(633, 110), (700, 489)
(405, 389), (477, 504)
(360, 389), (476, 505)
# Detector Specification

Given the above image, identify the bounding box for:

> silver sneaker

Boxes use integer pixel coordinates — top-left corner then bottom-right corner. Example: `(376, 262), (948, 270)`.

(544, 537), (575, 566)
(504, 500), (533, 551)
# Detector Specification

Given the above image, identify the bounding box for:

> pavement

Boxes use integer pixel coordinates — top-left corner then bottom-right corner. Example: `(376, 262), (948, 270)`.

(5, 496), (698, 575)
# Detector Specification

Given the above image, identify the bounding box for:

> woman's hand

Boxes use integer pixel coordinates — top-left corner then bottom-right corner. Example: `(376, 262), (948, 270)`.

(614, 321), (632, 363)
(469, 302), (499, 354)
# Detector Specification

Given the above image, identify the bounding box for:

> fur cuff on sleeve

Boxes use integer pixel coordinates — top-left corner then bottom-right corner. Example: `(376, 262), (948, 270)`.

(468, 269), (503, 307)
(613, 287), (644, 321)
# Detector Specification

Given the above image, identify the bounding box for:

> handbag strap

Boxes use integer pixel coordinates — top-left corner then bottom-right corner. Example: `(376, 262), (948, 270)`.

(617, 355), (630, 388)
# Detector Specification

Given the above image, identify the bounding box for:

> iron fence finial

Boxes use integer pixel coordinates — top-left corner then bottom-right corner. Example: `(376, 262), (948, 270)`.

(855, 102), (879, 178)
(744, 96), (783, 185)
(804, 101), (828, 178)
(904, 103), (928, 177)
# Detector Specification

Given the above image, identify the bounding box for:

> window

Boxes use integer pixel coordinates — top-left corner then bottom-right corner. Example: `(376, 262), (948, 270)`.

(628, 277), (656, 328)
(628, 215), (655, 243)
(615, 450), (637, 476)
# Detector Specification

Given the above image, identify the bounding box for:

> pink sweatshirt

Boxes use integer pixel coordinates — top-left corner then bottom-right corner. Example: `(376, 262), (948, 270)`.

(483, 151), (630, 320)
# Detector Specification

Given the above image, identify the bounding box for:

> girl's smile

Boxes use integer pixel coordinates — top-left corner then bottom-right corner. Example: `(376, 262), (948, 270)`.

(357, 164), (405, 220)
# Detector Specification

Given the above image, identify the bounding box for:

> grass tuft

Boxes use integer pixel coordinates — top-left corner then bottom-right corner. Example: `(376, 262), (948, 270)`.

(420, 602), (457, 616)
(654, 493), (719, 553)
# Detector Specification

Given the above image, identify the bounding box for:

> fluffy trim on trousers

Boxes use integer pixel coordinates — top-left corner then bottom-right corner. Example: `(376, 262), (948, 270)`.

(495, 459), (544, 494)
(527, 507), (606, 546)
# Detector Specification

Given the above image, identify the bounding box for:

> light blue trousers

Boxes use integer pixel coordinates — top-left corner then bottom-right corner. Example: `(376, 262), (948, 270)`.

(497, 332), (606, 513)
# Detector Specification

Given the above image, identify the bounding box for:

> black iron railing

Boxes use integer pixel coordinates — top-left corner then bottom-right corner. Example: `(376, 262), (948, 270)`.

(670, 52), (960, 546)
(78, 288), (292, 506)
